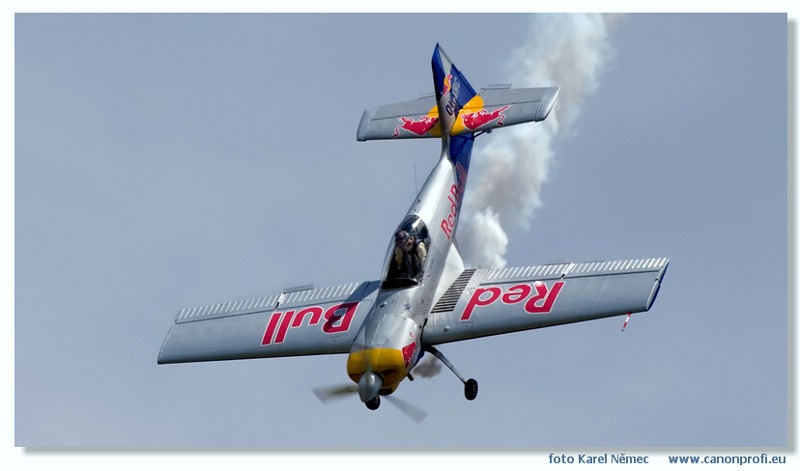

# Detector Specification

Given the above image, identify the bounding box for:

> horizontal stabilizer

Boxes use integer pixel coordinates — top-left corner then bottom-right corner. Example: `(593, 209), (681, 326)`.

(356, 86), (560, 141)
(451, 86), (560, 135)
(357, 96), (440, 141)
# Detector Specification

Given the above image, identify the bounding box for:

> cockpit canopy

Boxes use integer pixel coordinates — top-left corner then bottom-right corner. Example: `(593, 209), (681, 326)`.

(382, 215), (430, 289)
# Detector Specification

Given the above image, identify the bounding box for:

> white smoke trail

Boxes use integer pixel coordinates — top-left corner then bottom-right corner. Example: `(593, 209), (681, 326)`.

(458, 14), (623, 268)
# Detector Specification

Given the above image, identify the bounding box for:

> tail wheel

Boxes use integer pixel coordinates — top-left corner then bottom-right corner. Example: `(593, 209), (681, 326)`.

(464, 378), (478, 401)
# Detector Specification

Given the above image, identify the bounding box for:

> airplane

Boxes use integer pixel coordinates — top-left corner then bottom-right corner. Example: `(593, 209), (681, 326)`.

(158, 44), (669, 415)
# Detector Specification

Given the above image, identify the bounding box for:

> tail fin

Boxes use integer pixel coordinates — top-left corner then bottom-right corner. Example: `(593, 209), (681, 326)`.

(432, 44), (477, 217)
(431, 44), (478, 135)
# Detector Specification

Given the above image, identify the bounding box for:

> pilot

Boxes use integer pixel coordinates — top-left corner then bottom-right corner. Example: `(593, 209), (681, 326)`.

(394, 230), (427, 280)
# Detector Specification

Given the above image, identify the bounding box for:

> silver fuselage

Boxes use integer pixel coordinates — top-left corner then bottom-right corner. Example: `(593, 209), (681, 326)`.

(346, 139), (466, 396)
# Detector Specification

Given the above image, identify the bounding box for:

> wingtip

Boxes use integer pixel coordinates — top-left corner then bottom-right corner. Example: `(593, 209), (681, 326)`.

(535, 86), (561, 122)
(357, 107), (376, 141)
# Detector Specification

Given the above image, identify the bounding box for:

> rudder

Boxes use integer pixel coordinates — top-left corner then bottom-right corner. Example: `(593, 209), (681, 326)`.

(431, 44), (479, 136)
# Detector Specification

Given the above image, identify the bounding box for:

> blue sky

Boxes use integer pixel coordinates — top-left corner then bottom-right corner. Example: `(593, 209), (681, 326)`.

(6, 4), (796, 466)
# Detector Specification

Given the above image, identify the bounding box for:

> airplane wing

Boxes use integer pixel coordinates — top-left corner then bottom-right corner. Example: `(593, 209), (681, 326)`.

(422, 258), (669, 345)
(157, 281), (381, 364)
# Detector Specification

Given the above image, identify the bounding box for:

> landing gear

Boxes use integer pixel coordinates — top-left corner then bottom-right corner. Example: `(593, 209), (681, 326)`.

(365, 396), (381, 410)
(425, 345), (479, 401)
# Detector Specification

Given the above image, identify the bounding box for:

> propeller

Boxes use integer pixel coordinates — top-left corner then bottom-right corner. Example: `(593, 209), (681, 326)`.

(384, 395), (428, 424)
(312, 384), (358, 403)
(311, 347), (441, 423)
(312, 384), (429, 424)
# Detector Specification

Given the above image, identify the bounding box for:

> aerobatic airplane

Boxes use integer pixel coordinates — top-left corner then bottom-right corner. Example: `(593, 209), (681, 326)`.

(158, 45), (669, 414)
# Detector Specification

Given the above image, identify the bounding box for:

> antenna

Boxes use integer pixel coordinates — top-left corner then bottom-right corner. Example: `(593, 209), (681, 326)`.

(414, 161), (419, 194)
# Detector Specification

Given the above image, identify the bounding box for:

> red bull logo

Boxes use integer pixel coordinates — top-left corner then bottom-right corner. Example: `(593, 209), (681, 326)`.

(442, 74), (453, 96)
(461, 104), (511, 130)
(401, 341), (416, 368)
(392, 115), (439, 138)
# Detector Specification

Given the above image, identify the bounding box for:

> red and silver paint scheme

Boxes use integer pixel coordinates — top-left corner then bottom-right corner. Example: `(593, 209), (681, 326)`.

(158, 45), (668, 414)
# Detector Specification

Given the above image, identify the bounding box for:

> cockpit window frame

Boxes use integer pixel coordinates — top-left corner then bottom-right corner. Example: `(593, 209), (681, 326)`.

(381, 215), (431, 289)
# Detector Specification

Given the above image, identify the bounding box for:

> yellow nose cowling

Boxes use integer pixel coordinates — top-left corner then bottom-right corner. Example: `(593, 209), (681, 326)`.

(347, 348), (408, 394)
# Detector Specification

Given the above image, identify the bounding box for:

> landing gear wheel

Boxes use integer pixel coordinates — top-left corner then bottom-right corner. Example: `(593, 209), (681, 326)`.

(464, 378), (478, 401)
(365, 396), (381, 410)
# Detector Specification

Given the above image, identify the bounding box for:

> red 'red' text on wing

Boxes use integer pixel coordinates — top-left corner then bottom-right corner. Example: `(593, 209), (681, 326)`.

(461, 281), (564, 321)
